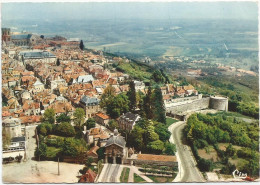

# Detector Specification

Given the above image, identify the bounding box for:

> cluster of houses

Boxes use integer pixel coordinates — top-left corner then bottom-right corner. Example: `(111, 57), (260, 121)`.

(2, 29), (184, 182)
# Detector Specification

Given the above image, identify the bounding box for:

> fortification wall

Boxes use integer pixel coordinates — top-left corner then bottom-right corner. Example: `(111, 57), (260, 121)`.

(167, 97), (210, 114)
(209, 97), (228, 111)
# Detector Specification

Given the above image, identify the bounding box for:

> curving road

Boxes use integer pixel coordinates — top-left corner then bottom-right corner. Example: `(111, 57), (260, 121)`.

(169, 121), (204, 182)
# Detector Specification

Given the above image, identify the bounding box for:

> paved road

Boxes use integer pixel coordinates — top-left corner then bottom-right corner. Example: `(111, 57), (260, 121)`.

(170, 121), (204, 182)
(101, 164), (121, 182)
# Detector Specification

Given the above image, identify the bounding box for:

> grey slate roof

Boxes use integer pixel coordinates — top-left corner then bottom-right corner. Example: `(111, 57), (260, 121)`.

(120, 112), (140, 123)
(20, 51), (56, 59)
(80, 95), (100, 106)
(11, 137), (25, 142)
(11, 34), (32, 40)
(105, 135), (126, 148)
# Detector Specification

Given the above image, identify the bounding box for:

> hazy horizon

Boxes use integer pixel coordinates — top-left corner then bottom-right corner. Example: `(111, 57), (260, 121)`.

(2, 2), (258, 22)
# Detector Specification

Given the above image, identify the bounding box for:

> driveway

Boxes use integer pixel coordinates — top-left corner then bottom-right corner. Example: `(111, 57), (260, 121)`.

(169, 121), (204, 182)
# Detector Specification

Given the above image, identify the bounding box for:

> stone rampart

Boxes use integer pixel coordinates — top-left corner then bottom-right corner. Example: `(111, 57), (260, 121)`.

(167, 97), (210, 115)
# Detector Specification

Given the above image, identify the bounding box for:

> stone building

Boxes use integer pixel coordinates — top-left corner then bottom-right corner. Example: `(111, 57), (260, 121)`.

(118, 112), (140, 131)
(2, 28), (11, 43)
(79, 95), (102, 119)
(19, 50), (56, 64)
(95, 112), (110, 126)
(104, 129), (126, 164)
(11, 33), (41, 46)
(2, 117), (22, 138)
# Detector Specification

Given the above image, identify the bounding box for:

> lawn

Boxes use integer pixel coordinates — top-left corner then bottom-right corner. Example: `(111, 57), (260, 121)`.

(134, 173), (146, 183)
(117, 61), (153, 81)
(147, 175), (176, 183)
(120, 167), (130, 183)
(198, 145), (218, 162)
(166, 117), (178, 126)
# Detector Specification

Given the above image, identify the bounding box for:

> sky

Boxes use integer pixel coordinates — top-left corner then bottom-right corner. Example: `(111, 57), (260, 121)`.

(1, 2), (258, 21)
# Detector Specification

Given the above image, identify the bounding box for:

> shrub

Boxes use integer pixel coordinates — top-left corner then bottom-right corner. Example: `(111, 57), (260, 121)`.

(198, 158), (214, 172)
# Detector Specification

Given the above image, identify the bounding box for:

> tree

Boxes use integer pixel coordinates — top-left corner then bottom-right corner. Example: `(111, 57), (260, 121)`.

(108, 120), (118, 130)
(152, 86), (166, 124)
(127, 81), (137, 112)
(42, 108), (55, 124)
(154, 122), (171, 142)
(79, 40), (84, 50)
(164, 142), (177, 155)
(143, 86), (153, 119)
(2, 129), (11, 150)
(106, 94), (129, 119)
(147, 140), (164, 154)
(54, 122), (76, 137)
(73, 108), (85, 128)
(198, 158), (213, 172)
(35, 142), (47, 160)
(128, 126), (145, 151)
(40, 35), (44, 39)
(62, 138), (86, 158)
(225, 144), (235, 157)
(151, 70), (165, 83)
(100, 85), (116, 109)
(56, 58), (60, 66)
(56, 113), (70, 123)
(85, 118), (96, 130)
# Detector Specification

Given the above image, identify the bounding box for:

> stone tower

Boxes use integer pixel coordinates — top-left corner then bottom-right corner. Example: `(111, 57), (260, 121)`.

(2, 28), (11, 43)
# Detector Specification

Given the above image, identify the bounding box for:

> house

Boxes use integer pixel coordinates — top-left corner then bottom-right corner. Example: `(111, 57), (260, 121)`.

(19, 115), (41, 126)
(84, 127), (109, 146)
(2, 117), (22, 138)
(75, 75), (94, 84)
(78, 168), (97, 183)
(4, 137), (26, 152)
(134, 80), (145, 91)
(22, 101), (41, 116)
(79, 95), (102, 119)
(32, 80), (45, 93)
(47, 99), (75, 116)
(104, 129), (126, 164)
(19, 50), (56, 64)
(95, 112), (110, 126)
(118, 112), (140, 131)
(87, 146), (100, 162)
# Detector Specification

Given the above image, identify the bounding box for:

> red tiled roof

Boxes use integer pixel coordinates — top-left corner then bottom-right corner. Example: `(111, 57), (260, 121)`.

(137, 154), (177, 162)
(96, 112), (110, 120)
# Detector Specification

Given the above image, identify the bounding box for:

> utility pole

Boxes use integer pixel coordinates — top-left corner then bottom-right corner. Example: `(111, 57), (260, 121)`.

(58, 157), (60, 175)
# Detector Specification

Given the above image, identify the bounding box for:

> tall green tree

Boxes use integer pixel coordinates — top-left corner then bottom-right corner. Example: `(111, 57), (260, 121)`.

(143, 86), (153, 119)
(56, 58), (60, 66)
(106, 93), (129, 119)
(127, 81), (137, 112)
(42, 108), (55, 124)
(151, 70), (165, 83)
(152, 86), (166, 124)
(79, 40), (84, 50)
(73, 108), (85, 128)
(100, 85), (116, 109)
